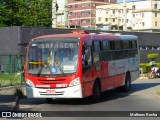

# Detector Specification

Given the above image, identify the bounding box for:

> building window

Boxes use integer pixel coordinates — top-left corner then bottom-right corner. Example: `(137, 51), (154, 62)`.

(126, 9), (129, 13)
(155, 13), (157, 17)
(154, 4), (158, 9)
(113, 10), (115, 14)
(91, 11), (96, 14)
(81, 19), (90, 23)
(98, 17), (102, 21)
(118, 19), (121, 23)
(75, 12), (78, 17)
(75, 4), (78, 8)
(133, 14), (135, 18)
(155, 22), (157, 26)
(81, 11), (90, 15)
(69, 12), (72, 16)
(113, 18), (115, 22)
(81, 3), (90, 8)
(118, 10), (121, 14)
(142, 22), (144, 26)
(142, 13), (144, 17)
(92, 3), (96, 7)
(105, 18), (108, 22)
(132, 5), (135, 10)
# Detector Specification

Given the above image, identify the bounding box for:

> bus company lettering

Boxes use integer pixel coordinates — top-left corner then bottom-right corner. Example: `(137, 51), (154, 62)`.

(47, 78), (55, 80)
(56, 84), (67, 88)
(36, 85), (50, 87)
(37, 43), (76, 49)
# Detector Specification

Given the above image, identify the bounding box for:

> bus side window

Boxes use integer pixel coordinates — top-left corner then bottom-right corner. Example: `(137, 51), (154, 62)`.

(82, 46), (92, 66)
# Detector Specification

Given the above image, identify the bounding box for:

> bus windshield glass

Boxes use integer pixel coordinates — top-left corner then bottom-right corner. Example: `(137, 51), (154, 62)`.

(27, 38), (79, 76)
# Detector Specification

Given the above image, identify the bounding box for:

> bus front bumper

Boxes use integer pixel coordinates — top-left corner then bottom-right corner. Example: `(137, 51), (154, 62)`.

(26, 85), (83, 98)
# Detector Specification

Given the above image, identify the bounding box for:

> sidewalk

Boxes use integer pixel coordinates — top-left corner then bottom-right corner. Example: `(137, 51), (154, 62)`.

(0, 87), (19, 111)
(138, 73), (148, 79)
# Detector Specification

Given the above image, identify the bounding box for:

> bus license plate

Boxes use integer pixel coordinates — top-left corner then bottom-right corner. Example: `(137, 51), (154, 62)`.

(46, 90), (55, 94)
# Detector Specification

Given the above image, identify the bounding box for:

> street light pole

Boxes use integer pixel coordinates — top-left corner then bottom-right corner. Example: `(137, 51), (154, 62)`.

(52, 0), (57, 28)
(67, 5), (71, 29)
(123, 0), (127, 31)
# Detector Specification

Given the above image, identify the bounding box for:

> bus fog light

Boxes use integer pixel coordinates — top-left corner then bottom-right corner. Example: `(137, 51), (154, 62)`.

(69, 77), (80, 87)
(25, 79), (35, 87)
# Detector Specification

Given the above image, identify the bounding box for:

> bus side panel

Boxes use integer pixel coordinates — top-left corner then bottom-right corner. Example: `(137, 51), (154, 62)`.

(100, 62), (110, 92)
(108, 60), (126, 88)
(119, 58), (140, 86)
(82, 67), (95, 97)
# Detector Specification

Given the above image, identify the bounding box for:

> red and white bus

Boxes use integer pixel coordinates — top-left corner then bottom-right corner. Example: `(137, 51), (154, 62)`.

(24, 30), (139, 102)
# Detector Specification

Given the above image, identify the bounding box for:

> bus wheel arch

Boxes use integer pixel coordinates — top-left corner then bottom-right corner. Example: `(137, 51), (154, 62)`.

(92, 78), (101, 102)
(123, 71), (131, 92)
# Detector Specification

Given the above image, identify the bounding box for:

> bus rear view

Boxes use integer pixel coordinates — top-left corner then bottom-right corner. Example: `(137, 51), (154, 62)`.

(25, 37), (83, 98)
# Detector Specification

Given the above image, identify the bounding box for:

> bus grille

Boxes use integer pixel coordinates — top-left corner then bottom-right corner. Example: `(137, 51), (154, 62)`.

(38, 79), (66, 84)
(39, 91), (64, 95)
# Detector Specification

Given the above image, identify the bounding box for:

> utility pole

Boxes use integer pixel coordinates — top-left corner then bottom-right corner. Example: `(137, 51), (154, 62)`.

(123, 0), (127, 31)
(52, 0), (57, 28)
(67, 5), (71, 29)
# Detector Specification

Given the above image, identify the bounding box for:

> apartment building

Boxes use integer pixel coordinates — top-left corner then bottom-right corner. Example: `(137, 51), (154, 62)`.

(67, 0), (117, 28)
(52, 0), (68, 28)
(96, 0), (160, 31)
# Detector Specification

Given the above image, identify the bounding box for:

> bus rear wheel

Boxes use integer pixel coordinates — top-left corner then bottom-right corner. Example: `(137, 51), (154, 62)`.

(92, 80), (101, 102)
(118, 73), (131, 92)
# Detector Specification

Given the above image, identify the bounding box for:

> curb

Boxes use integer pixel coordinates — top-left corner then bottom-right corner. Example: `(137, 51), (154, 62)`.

(138, 77), (148, 80)
(0, 85), (25, 112)
(0, 85), (24, 91)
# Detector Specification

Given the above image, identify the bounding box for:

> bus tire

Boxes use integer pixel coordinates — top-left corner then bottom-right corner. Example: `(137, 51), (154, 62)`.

(118, 73), (131, 92)
(92, 80), (101, 102)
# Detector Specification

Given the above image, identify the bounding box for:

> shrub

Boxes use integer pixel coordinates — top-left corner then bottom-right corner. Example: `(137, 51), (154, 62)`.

(140, 62), (160, 73)
(147, 54), (159, 61)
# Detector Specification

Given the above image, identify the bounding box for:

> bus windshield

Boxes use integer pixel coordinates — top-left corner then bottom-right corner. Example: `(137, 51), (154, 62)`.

(27, 39), (79, 76)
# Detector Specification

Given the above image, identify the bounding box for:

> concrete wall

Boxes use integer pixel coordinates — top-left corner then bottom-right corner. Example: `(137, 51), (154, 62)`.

(0, 26), (160, 63)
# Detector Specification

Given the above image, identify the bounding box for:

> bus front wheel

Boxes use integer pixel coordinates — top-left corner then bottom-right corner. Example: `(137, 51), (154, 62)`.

(92, 80), (101, 102)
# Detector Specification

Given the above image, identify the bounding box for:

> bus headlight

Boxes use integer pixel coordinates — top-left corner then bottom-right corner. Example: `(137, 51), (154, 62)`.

(69, 77), (80, 87)
(25, 79), (35, 87)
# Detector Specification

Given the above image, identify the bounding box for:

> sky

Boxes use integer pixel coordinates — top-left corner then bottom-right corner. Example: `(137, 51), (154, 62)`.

(118, 0), (140, 3)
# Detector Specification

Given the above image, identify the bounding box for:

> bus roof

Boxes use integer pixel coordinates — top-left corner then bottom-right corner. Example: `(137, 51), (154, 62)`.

(32, 30), (137, 42)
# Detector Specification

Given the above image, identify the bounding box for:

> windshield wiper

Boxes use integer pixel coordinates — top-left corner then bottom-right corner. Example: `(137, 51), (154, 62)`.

(37, 64), (45, 77)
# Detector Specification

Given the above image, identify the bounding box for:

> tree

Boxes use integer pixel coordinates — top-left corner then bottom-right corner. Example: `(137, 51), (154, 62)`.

(147, 53), (159, 61)
(0, 0), (52, 27)
(147, 53), (159, 66)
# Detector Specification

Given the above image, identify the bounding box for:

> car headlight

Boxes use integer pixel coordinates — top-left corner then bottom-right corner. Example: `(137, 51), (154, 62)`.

(25, 79), (35, 87)
(69, 77), (80, 87)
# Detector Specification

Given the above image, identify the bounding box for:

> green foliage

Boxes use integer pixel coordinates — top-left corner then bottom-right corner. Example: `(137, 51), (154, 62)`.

(156, 90), (160, 96)
(147, 53), (159, 60)
(0, 0), (52, 27)
(140, 62), (160, 73)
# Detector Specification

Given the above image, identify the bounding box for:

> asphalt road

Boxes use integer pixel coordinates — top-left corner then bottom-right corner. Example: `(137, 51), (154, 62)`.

(16, 78), (160, 119)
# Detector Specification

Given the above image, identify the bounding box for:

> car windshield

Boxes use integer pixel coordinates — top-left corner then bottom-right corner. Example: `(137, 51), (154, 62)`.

(27, 38), (79, 76)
